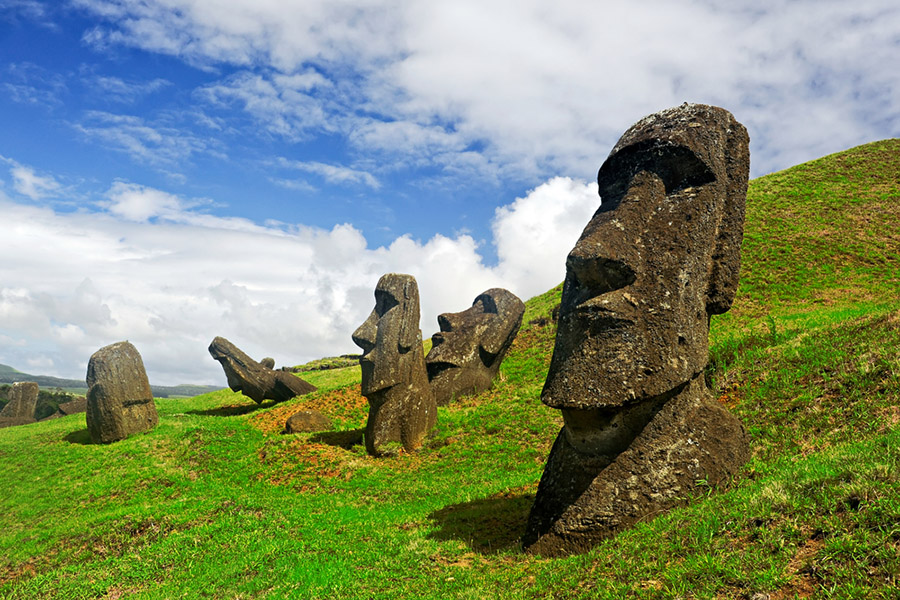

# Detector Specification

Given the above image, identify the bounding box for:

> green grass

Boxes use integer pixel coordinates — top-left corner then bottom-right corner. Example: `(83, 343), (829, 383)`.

(1, 139), (899, 599)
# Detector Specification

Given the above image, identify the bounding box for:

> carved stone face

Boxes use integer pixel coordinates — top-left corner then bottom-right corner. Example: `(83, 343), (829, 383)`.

(353, 273), (421, 395)
(426, 288), (524, 404)
(523, 104), (751, 557)
(542, 103), (749, 411)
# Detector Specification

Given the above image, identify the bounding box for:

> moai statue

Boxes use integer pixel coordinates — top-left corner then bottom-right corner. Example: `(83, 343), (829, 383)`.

(352, 273), (436, 456)
(425, 288), (525, 405)
(208, 337), (316, 403)
(86, 341), (159, 444)
(523, 104), (752, 556)
(0, 381), (39, 420)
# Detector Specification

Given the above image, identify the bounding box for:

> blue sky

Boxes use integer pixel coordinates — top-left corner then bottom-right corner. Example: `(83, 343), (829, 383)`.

(1, 0), (898, 385)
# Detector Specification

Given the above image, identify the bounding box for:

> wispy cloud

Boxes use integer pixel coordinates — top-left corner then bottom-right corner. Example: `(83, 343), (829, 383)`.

(276, 158), (379, 188)
(73, 110), (218, 168)
(91, 75), (171, 103)
(0, 0), (47, 22)
(1, 62), (67, 109)
(72, 0), (403, 70)
(1, 155), (63, 200)
(198, 70), (335, 140)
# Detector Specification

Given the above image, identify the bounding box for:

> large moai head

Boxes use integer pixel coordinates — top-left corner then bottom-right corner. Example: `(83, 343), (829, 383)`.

(352, 273), (436, 456)
(523, 104), (751, 556)
(352, 273), (423, 396)
(543, 103), (750, 414)
(425, 288), (525, 405)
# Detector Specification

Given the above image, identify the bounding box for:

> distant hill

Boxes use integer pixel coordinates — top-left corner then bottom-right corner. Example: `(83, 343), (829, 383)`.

(0, 363), (221, 398)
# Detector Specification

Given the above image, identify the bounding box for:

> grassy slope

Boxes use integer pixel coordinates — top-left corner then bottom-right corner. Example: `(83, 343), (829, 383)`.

(1, 140), (898, 599)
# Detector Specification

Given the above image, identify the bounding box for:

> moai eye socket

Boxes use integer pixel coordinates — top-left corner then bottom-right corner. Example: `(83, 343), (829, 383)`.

(374, 289), (399, 317)
(597, 141), (716, 213)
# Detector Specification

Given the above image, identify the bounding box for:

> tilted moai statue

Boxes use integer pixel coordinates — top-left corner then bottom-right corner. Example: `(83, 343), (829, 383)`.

(86, 341), (159, 444)
(208, 336), (316, 404)
(523, 104), (752, 556)
(353, 273), (436, 456)
(425, 288), (525, 405)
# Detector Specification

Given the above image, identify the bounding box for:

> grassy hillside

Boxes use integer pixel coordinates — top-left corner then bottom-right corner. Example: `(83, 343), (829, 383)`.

(1, 140), (898, 599)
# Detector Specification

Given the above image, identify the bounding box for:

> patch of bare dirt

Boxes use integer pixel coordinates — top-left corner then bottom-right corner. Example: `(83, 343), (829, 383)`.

(769, 536), (825, 600)
(248, 385), (368, 435)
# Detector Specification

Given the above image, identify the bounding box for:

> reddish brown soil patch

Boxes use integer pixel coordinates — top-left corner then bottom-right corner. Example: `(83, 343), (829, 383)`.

(716, 381), (743, 409)
(0, 562), (36, 585)
(769, 536), (825, 600)
(248, 385), (368, 435)
(245, 383), (441, 489)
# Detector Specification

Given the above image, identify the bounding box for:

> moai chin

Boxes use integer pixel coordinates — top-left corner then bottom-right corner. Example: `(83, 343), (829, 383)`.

(425, 288), (525, 406)
(352, 273), (436, 456)
(523, 103), (752, 557)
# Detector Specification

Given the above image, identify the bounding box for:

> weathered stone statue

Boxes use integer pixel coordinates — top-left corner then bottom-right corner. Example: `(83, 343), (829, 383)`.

(352, 273), (436, 456)
(0, 381), (39, 420)
(425, 288), (525, 405)
(86, 341), (159, 444)
(0, 381), (40, 428)
(208, 337), (316, 403)
(523, 104), (751, 556)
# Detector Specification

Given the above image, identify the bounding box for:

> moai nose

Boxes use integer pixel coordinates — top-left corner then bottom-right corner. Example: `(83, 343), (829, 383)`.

(352, 311), (378, 353)
(566, 250), (636, 298)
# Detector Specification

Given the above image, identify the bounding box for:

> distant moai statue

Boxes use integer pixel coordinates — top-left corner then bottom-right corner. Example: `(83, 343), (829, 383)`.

(85, 341), (159, 444)
(425, 288), (525, 405)
(523, 104), (752, 556)
(0, 381), (39, 422)
(208, 337), (316, 403)
(352, 273), (436, 456)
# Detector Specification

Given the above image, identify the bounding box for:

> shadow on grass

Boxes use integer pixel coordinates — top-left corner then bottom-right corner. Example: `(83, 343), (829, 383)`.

(308, 428), (364, 449)
(427, 492), (535, 554)
(65, 428), (92, 445)
(187, 400), (277, 417)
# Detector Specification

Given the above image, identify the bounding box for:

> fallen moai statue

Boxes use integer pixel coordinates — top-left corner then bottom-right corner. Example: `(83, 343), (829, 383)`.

(353, 273), (436, 456)
(208, 337), (316, 403)
(523, 103), (752, 556)
(426, 288), (525, 405)
(86, 341), (159, 444)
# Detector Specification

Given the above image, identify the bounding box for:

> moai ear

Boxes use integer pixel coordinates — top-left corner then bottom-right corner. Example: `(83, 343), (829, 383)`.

(397, 277), (420, 352)
(706, 118), (750, 316)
